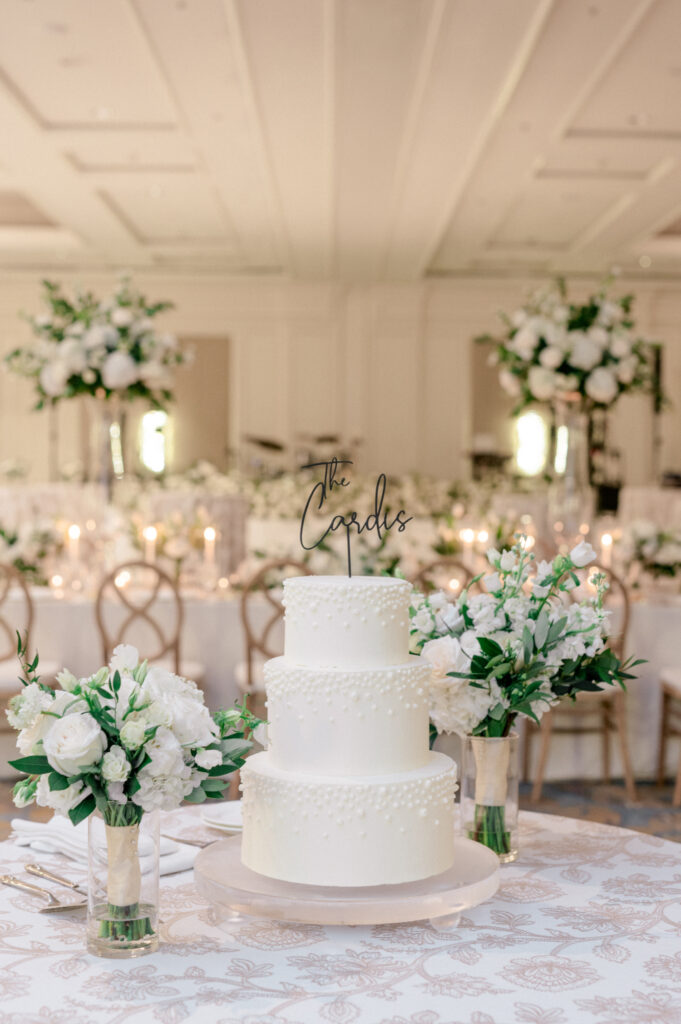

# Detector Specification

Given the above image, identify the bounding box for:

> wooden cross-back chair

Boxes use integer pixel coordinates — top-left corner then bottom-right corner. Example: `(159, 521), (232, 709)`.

(95, 561), (184, 674)
(239, 559), (314, 699)
(411, 557), (476, 599)
(526, 561), (636, 802)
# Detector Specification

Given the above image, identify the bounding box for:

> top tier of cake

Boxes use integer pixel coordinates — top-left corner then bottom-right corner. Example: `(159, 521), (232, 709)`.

(282, 575), (412, 668)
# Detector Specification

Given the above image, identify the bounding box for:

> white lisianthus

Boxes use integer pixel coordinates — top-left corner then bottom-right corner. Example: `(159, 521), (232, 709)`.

(43, 712), (107, 776)
(195, 748), (223, 769)
(539, 345), (564, 369)
(35, 776), (91, 816)
(532, 559), (554, 597)
(101, 744), (130, 783)
(570, 541), (597, 567)
(528, 366), (556, 401)
(499, 550), (516, 572)
(101, 351), (139, 390)
(119, 718), (147, 750)
(109, 643), (139, 674)
(55, 669), (79, 693)
(251, 723), (269, 750)
(585, 366), (618, 405)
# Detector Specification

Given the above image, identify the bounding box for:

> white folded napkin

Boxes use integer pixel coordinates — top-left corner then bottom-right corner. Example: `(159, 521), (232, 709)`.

(10, 815), (197, 876)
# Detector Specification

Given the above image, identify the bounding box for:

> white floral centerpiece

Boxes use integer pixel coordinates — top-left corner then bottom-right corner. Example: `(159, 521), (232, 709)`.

(5, 276), (190, 408)
(7, 639), (263, 953)
(620, 519), (681, 584)
(0, 519), (62, 585)
(478, 279), (654, 412)
(409, 538), (640, 855)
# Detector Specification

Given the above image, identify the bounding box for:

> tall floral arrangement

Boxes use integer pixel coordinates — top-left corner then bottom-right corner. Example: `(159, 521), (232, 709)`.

(620, 520), (681, 581)
(478, 279), (654, 412)
(5, 276), (190, 409)
(409, 538), (640, 853)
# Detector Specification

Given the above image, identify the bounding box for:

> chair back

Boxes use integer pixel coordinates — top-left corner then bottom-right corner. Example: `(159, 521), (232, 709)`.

(411, 557), (474, 600)
(576, 561), (630, 659)
(240, 559), (313, 691)
(0, 565), (33, 666)
(95, 561), (183, 673)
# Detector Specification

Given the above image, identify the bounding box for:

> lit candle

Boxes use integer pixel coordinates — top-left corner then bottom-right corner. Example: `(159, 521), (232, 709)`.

(459, 527), (475, 569)
(67, 524), (80, 563)
(204, 526), (217, 566)
(142, 525), (157, 564)
(600, 532), (613, 569)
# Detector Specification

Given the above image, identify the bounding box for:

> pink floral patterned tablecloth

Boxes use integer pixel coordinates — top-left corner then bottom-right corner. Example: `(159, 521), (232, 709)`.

(0, 808), (680, 1024)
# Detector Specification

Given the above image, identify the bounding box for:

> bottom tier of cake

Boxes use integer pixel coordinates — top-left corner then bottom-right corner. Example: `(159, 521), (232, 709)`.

(240, 751), (458, 887)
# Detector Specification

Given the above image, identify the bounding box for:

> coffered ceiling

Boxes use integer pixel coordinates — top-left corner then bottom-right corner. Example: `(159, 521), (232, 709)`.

(1, 0), (681, 279)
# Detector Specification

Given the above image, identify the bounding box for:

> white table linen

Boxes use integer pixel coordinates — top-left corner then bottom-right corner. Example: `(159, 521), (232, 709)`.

(0, 807), (679, 1023)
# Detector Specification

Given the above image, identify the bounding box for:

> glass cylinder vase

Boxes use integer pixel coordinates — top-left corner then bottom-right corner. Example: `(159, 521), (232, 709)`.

(84, 393), (127, 500)
(87, 808), (159, 958)
(462, 734), (519, 863)
(548, 398), (593, 544)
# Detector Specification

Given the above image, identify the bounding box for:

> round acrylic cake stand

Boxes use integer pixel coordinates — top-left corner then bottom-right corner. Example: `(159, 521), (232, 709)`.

(194, 835), (499, 932)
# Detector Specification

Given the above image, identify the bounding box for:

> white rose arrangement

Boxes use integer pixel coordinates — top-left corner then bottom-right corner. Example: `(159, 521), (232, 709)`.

(478, 279), (656, 412)
(620, 519), (681, 582)
(5, 276), (191, 409)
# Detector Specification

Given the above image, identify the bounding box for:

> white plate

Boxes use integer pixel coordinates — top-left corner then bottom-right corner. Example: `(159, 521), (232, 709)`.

(202, 800), (243, 832)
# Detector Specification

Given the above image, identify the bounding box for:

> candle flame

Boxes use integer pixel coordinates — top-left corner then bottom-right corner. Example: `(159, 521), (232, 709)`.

(67, 524), (81, 540)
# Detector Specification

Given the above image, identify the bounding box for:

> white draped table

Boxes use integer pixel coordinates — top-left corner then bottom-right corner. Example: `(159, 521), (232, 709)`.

(4, 589), (681, 782)
(0, 807), (679, 1023)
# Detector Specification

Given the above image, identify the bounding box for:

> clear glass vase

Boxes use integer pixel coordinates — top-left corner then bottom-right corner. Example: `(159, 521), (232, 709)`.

(87, 809), (159, 958)
(462, 734), (519, 863)
(548, 398), (593, 544)
(84, 393), (127, 499)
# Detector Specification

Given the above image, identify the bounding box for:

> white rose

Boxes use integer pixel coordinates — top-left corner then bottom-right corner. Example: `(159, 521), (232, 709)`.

(109, 644), (139, 674)
(195, 748), (223, 769)
(120, 718), (147, 750)
(570, 540), (596, 568)
(499, 369), (521, 397)
(142, 667), (218, 747)
(43, 712), (107, 776)
(528, 366), (556, 401)
(101, 351), (139, 390)
(101, 744), (130, 782)
(39, 361), (69, 397)
(422, 636), (469, 679)
(16, 690), (86, 755)
(569, 334), (601, 370)
(111, 307), (134, 328)
(539, 346), (564, 369)
(35, 776), (91, 816)
(585, 367), (618, 405)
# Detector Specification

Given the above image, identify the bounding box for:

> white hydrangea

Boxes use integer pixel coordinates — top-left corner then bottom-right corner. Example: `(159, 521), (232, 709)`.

(131, 727), (194, 812)
(141, 666), (218, 748)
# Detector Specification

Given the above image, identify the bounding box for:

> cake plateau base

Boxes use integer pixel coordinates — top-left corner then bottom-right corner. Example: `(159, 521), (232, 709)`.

(194, 835), (499, 931)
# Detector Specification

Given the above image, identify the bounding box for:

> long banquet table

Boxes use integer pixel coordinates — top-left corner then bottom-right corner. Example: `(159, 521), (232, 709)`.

(4, 588), (681, 783)
(0, 806), (679, 1023)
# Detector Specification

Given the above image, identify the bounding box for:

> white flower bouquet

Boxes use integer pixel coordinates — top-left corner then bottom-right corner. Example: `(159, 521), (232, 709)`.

(7, 639), (262, 944)
(5, 276), (190, 408)
(409, 538), (640, 853)
(0, 519), (62, 585)
(620, 519), (681, 582)
(477, 279), (654, 412)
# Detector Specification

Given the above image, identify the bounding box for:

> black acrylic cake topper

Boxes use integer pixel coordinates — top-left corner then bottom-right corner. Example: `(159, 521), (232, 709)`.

(299, 457), (413, 577)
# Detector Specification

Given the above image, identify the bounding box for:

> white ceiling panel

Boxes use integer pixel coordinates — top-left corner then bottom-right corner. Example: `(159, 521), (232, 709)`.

(66, 133), (196, 172)
(0, 0), (176, 127)
(101, 178), (231, 243)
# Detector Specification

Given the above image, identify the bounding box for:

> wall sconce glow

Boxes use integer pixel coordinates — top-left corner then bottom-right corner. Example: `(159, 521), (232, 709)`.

(554, 425), (568, 474)
(515, 412), (547, 476)
(140, 411), (168, 473)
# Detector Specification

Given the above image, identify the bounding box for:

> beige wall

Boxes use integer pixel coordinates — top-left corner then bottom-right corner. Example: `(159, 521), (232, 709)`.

(0, 272), (678, 484)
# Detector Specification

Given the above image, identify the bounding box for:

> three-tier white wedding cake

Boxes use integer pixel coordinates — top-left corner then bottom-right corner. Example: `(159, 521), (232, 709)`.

(240, 575), (457, 887)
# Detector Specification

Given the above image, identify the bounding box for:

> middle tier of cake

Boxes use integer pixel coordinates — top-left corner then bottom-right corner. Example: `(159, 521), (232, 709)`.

(264, 656), (431, 776)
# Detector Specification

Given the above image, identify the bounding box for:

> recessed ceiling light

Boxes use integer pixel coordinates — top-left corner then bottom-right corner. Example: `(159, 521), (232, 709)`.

(639, 254), (652, 268)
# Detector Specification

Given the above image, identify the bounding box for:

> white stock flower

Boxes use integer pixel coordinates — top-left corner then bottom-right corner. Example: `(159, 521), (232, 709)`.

(532, 559), (554, 597)
(528, 366), (556, 401)
(16, 690), (85, 756)
(35, 776), (91, 816)
(101, 351), (139, 390)
(42, 712), (107, 776)
(195, 748), (223, 769)
(484, 572), (501, 593)
(6, 683), (52, 730)
(570, 541), (596, 568)
(569, 334), (602, 370)
(109, 644), (139, 674)
(499, 550), (516, 572)
(585, 366), (618, 405)
(101, 744), (130, 782)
